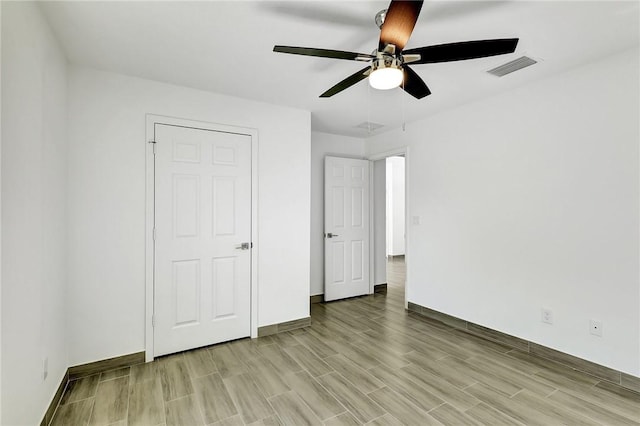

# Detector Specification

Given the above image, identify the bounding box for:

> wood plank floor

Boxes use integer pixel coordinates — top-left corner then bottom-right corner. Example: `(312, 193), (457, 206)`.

(52, 258), (640, 425)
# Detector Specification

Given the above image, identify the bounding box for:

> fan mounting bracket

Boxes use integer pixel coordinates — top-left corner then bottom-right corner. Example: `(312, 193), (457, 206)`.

(403, 54), (421, 64)
(380, 44), (397, 55)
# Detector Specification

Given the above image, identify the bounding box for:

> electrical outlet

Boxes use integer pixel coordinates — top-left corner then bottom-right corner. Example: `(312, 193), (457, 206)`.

(43, 357), (48, 381)
(590, 319), (603, 337)
(541, 308), (553, 324)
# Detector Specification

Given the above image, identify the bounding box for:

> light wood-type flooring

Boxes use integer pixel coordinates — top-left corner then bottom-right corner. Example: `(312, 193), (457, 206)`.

(52, 258), (640, 425)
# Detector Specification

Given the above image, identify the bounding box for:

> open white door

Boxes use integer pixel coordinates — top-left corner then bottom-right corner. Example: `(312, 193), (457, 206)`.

(154, 123), (252, 357)
(324, 156), (370, 301)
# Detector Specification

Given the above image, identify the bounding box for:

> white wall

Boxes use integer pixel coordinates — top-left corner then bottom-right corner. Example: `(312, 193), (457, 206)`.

(1, 2), (69, 424)
(366, 48), (640, 376)
(386, 156), (405, 256)
(310, 132), (365, 296)
(373, 160), (386, 285)
(67, 67), (311, 366)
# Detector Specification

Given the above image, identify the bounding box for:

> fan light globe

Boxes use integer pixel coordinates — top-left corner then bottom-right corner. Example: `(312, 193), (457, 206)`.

(369, 67), (403, 90)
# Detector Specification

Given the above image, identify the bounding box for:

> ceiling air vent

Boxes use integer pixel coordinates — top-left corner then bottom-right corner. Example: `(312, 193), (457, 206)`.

(487, 56), (537, 77)
(356, 121), (384, 131)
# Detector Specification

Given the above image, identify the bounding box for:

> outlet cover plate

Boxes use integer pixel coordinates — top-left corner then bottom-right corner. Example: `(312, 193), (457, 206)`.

(541, 308), (553, 324)
(590, 319), (603, 337)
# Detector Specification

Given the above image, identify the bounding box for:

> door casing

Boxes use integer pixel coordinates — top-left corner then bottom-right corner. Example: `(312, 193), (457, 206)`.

(145, 114), (259, 362)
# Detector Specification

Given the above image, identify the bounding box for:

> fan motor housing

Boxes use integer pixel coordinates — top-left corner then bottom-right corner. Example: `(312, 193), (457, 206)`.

(372, 55), (402, 72)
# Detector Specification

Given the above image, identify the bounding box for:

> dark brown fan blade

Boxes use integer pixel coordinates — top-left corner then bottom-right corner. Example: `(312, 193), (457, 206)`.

(379, 0), (424, 51)
(403, 38), (518, 64)
(274, 46), (373, 61)
(320, 67), (371, 98)
(401, 66), (431, 99)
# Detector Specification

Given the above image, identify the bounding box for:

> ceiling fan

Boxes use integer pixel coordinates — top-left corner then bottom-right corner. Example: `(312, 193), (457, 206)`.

(273, 0), (519, 99)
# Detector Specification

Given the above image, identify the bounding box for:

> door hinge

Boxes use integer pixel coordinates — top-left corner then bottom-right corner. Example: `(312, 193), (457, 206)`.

(152, 315), (155, 327)
(149, 140), (156, 154)
(153, 228), (156, 241)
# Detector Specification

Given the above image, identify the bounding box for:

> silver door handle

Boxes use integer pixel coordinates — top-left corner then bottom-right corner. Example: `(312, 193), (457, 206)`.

(325, 233), (339, 238)
(236, 242), (251, 250)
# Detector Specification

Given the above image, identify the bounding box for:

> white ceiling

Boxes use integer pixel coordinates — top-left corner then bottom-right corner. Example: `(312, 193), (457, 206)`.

(40, 1), (639, 138)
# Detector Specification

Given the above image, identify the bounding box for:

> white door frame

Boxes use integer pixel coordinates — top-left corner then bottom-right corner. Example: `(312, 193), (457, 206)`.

(368, 147), (410, 309)
(145, 114), (259, 362)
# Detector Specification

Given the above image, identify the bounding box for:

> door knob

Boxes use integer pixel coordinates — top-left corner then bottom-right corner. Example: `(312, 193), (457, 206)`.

(236, 242), (251, 250)
(325, 233), (339, 238)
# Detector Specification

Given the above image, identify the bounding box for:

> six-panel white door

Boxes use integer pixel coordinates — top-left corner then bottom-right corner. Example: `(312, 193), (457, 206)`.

(154, 124), (251, 357)
(324, 156), (370, 301)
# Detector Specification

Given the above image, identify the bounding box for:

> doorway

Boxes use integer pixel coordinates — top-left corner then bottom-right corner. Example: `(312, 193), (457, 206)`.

(385, 156), (406, 295)
(371, 149), (408, 307)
